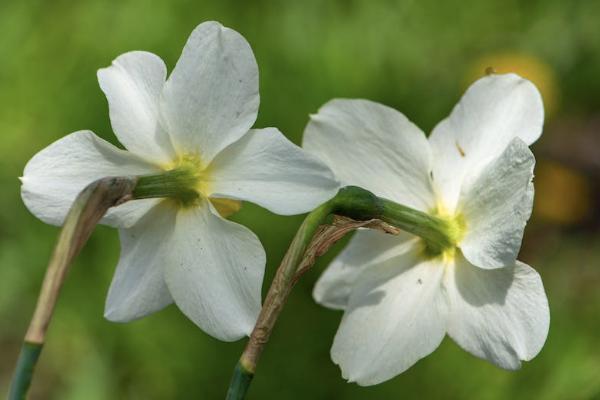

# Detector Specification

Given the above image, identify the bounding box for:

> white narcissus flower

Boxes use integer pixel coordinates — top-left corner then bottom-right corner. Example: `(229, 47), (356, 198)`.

(303, 74), (550, 385)
(20, 21), (338, 341)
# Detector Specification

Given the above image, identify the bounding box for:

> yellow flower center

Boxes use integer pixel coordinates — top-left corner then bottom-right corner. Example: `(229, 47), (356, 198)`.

(423, 202), (466, 262)
(162, 153), (241, 217)
(164, 153), (211, 197)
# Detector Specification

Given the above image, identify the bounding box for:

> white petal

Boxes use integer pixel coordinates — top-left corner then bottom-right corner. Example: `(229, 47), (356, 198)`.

(21, 131), (161, 228)
(313, 229), (416, 310)
(209, 128), (339, 215)
(161, 21), (259, 163)
(429, 73), (544, 211)
(102, 199), (162, 229)
(164, 200), (264, 341)
(445, 255), (550, 369)
(303, 99), (435, 212)
(105, 203), (174, 322)
(458, 138), (535, 269)
(98, 51), (175, 164)
(331, 245), (448, 386)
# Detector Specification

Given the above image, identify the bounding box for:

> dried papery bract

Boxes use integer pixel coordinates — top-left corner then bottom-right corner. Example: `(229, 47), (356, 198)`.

(9, 176), (137, 400)
(226, 186), (455, 399)
(228, 217), (398, 400)
(242, 216), (399, 372)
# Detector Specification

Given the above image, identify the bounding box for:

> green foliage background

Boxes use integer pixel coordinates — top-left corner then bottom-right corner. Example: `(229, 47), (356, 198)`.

(1, 0), (599, 399)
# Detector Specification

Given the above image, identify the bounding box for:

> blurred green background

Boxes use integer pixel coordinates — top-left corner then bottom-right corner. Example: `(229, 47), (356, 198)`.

(1, 0), (599, 399)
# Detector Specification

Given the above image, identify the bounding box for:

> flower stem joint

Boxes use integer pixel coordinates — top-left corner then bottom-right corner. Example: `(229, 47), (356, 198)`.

(330, 185), (463, 257)
(133, 162), (204, 206)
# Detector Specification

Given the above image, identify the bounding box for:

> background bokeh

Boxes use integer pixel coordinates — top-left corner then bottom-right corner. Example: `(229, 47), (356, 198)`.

(1, 0), (599, 399)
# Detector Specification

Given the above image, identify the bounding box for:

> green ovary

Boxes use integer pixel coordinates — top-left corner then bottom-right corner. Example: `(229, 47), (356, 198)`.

(424, 205), (466, 262)
(164, 154), (241, 217)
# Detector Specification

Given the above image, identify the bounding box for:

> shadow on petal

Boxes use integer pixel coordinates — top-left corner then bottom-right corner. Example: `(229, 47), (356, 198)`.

(453, 253), (513, 307)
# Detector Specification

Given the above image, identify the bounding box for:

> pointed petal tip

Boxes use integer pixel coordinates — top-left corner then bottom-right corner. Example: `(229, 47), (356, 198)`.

(339, 366), (371, 387)
(194, 319), (252, 342)
(201, 20), (223, 28)
(478, 71), (525, 85)
(311, 290), (334, 310)
(494, 356), (523, 371)
(339, 367), (378, 387)
(510, 360), (523, 370)
(103, 307), (126, 323)
(332, 348), (367, 385)
(103, 309), (114, 321)
(103, 300), (143, 323)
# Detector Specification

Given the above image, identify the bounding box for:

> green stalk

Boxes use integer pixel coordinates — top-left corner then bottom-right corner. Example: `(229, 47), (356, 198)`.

(226, 186), (454, 399)
(132, 169), (199, 204)
(8, 343), (43, 400)
(225, 362), (254, 400)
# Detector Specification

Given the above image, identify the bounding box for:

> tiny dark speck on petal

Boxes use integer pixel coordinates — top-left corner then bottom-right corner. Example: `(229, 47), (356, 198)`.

(417, 278), (423, 285)
(455, 141), (466, 157)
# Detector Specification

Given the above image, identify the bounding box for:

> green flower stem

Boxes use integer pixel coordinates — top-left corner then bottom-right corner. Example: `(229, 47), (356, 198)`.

(132, 169), (200, 204)
(378, 198), (454, 254)
(226, 186), (453, 399)
(225, 362), (254, 400)
(9, 177), (137, 400)
(8, 343), (43, 400)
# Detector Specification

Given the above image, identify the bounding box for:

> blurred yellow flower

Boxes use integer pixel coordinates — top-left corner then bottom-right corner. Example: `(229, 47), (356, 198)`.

(534, 160), (592, 225)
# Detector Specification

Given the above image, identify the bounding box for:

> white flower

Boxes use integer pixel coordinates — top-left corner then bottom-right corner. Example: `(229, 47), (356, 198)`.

(303, 74), (550, 385)
(20, 21), (338, 341)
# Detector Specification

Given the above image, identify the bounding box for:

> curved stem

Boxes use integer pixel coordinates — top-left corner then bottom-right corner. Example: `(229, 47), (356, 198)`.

(11, 167), (260, 399)
(226, 186), (450, 399)
(237, 200), (334, 371)
(8, 177), (136, 400)
(226, 202), (336, 400)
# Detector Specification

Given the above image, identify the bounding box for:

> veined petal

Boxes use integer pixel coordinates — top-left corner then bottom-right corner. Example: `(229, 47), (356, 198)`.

(458, 138), (535, 269)
(161, 21), (259, 163)
(21, 131), (161, 228)
(303, 99), (435, 212)
(331, 244), (448, 386)
(98, 51), (175, 164)
(209, 128), (339, 215)
(105, 203), (174, 322)
(164, 199), (264, 341)
(445, 255), (550, 370)
(313, 230), (416, 310)
(429, 73), (544, 211)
